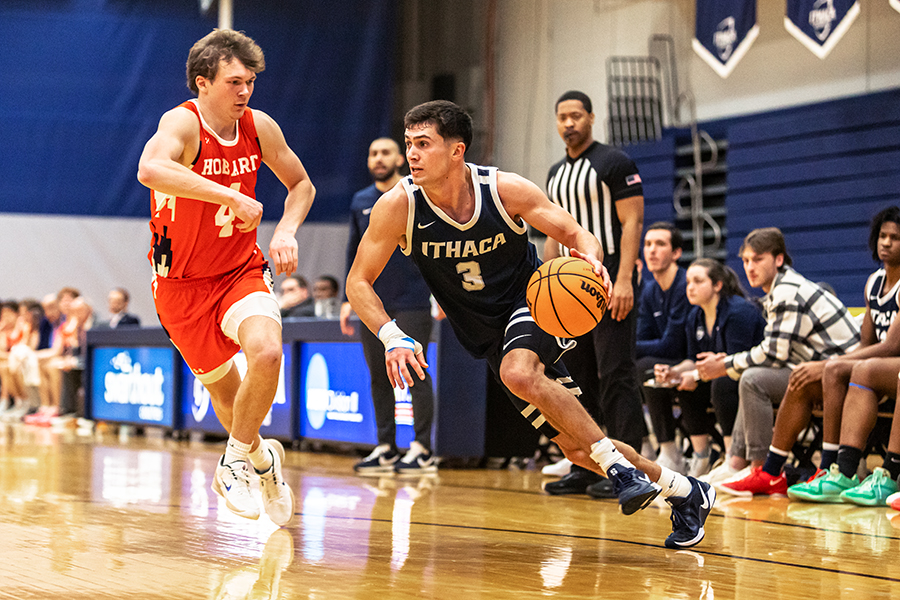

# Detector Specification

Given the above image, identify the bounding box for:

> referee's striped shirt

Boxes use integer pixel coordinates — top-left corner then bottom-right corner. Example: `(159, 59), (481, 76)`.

(546, 141), (643, 270)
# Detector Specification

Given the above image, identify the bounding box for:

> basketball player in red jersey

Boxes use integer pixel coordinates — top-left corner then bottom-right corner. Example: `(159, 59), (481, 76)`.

(137, 30), (315, 526)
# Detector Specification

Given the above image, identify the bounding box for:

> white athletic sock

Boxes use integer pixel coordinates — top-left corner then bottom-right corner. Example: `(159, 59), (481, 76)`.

(657, 465), (693, 498)
(822, 442), (840, 452)
(248, 436), (273, 472)
(768, 445), (789, 457)
(589, 438), (635, 473)
(224, 436), (252, 465)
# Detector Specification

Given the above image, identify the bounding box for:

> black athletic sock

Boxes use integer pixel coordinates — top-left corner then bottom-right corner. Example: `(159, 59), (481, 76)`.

(819, 448), (839, 471)
(836, 445), (863, 479)
(883, 451), (900, 482)
(762, 451), (788, 477)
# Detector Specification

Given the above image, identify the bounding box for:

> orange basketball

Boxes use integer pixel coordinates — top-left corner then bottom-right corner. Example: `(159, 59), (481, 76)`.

(526, 257), (608, 338)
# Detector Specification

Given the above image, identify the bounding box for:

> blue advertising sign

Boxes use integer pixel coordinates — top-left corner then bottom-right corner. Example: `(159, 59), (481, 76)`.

(90, 347), (176, 427)
(298, 342), (436, 445)
(181, 344), (293, 439)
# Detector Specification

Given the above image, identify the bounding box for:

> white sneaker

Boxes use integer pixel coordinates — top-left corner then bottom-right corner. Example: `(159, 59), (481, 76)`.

(256, 439), (295, 527)
(212, 457), (260, 520)
(542, 458), (573, 477)
(699, 460), (740, 484)
(656, 451), (687, 475)
(688, 455), (711, 478)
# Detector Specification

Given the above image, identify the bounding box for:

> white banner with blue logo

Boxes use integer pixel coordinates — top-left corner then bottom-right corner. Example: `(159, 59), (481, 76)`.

(693, 0), (760, 78)
(784, 0), (860, 59)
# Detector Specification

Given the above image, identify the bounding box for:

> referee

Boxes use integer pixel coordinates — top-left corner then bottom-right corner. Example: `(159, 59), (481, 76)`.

(543, 90), (647, 497)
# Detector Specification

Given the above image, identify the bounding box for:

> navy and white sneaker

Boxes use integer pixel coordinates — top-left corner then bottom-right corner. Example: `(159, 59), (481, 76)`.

(607, 463), (661, 515)
(354, 444), (399, 475)
(665, 476), (716, 548)
(395, 442), (438, 476)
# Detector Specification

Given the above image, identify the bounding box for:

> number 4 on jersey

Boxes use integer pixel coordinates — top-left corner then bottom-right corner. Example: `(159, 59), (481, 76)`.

(215, 182), (242, 238)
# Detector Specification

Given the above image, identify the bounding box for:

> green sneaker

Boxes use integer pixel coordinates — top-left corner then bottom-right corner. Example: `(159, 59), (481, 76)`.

(787, 463), (858, 503)
(839, 467), (899, 506)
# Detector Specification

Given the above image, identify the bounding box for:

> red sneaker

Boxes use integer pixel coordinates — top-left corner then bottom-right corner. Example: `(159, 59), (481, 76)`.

(888, 490), (900, 511)
(717, 466), (788, 497)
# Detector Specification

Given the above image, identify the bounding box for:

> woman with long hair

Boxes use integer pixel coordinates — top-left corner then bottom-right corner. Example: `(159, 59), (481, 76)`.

(654, 258), (765, 476)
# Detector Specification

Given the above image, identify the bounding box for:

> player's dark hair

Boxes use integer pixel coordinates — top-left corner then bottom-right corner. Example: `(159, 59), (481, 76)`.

(404, 100), (473, 150)
(186, 29), (265, 95)
(1, 300), (20, 314)
(286, 275), (308, 288)
(317, 275), (339, 294)
(555, 90), (593, 114)
(739, 227), (793, 268)
(691, 258), (747, 299)
(57, 287), (81, 301)
(646, 221), (683, 252)
(868, 206), (900, 262)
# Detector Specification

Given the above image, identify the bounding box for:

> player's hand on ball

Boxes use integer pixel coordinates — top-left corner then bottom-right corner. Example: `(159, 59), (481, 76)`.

(569, 249), (611, 294)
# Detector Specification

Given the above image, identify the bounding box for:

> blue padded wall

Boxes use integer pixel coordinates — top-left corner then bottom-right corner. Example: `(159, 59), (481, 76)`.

(0, 0), (396, 223)
(724, 88), (900, 305)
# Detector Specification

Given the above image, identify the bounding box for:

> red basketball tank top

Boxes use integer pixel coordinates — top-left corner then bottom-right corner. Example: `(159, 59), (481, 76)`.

(148, 99), (262, 279)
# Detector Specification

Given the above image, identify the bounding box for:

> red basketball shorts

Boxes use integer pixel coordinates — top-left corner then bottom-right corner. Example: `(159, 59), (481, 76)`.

(153, 250), (281, 382)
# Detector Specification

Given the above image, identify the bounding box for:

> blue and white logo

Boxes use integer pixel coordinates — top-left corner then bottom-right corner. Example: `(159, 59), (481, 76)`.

(305, 352), (362, 431)
(714, 17), (737, 61)
(809, 0), (836, 41)
(191, 378), (211, 422)
(186, 351), (288, 428)
(103, 351), (166, 422)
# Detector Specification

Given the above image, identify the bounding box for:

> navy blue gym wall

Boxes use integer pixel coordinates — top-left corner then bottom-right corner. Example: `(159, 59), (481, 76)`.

(629, 88), (900, 308)
(724, 88), (900, 306)
(0, 0), (396, 223)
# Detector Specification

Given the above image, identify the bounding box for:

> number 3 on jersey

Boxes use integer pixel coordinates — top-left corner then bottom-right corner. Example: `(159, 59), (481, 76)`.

(457, 260), (485, 291)
(214, 183), (242, 238)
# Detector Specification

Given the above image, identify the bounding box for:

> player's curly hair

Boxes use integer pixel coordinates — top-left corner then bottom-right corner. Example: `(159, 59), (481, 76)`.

(868, 206), (900, 262)
(186, 29), (265, 95)
(404, 100), (473, 150)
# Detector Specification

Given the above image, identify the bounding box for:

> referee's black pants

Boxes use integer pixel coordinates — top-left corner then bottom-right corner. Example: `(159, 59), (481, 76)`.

(359, 309), (436, 451)
(561, 299), (647, 451)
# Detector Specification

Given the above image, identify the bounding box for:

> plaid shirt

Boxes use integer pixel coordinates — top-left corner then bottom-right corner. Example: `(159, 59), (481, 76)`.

(724, 267), (860, 379)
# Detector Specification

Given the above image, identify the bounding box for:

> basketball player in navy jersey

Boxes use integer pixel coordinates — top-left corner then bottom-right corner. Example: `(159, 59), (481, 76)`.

(346, 100), (716, 548)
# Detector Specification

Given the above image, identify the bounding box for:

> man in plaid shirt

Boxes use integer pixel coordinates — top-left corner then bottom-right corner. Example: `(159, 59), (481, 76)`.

(694, 228), (861, 491)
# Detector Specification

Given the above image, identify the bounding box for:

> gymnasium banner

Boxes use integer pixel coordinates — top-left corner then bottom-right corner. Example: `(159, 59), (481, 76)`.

(692, 0), (759, 78)
(784, 0), (860, 59)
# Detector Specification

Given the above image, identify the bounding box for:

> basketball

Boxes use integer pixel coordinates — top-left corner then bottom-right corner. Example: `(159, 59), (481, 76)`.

(526, 257), (608, 337)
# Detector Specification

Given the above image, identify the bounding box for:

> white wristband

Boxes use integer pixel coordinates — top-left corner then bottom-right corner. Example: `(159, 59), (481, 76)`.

(377, 319), (424, 355)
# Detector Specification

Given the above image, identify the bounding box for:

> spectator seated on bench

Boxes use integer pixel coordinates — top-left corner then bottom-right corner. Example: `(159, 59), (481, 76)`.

(695, 227), (861, 494)
(714, 208), (900, 498)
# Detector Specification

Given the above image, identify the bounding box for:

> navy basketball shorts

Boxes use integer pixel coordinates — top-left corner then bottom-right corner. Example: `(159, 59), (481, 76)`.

(485, 298), (582, 439)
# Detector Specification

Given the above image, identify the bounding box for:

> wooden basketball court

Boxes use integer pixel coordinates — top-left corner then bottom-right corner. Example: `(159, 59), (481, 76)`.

(1, 424), (898, 599)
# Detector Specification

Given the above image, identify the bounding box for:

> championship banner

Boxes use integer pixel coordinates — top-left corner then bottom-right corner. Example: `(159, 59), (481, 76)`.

(784, 0), (860, 59)
(693, 0), (759, 78)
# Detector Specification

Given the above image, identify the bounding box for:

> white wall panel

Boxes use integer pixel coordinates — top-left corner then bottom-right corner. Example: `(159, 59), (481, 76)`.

(0, 215), (348, 326)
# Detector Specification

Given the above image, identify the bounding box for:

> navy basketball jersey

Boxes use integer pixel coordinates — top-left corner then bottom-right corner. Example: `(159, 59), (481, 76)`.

(865, 268), (900, 342)
(401, 164), (540, 358)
